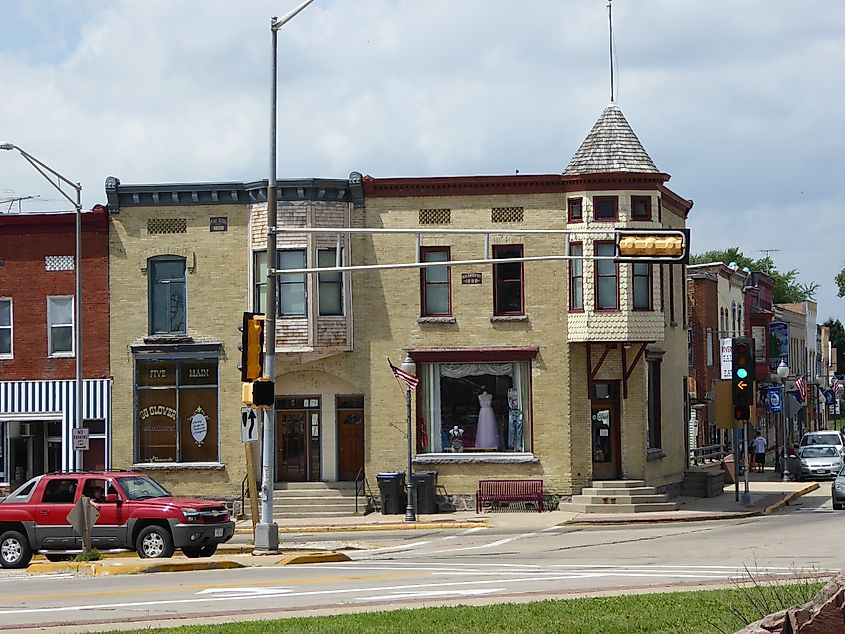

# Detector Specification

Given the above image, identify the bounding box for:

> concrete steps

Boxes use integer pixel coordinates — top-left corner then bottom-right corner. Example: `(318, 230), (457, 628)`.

(244, 481), (365, 520)
(560, 479), (678, 514)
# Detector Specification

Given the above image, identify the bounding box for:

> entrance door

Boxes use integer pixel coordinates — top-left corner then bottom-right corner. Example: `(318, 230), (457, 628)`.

(591, 382), (621, 480)
(276, 397), (321, 482)
(337, 395), (364, 481)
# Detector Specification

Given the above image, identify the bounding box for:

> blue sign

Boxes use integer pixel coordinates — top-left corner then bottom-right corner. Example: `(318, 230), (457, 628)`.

(825, 389), (835, 406)
(769, 322), (789, 370)
(767, 387), (783, 413)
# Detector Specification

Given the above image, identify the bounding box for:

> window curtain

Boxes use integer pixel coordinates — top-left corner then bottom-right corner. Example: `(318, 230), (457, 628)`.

(440, 363), (513, 378)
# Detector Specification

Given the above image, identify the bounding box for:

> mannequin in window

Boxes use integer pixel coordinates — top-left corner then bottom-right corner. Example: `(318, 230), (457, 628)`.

(475, 389), (498, 449)
(507, 387), (523, 451)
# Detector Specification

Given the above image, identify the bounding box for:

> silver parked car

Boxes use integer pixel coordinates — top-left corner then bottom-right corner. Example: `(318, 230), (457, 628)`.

(831, 466), (845, 510)
(798, 445), (844, 481)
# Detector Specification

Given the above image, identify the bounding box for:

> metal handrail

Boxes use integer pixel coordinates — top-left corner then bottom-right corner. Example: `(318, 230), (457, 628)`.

(354, 467), (365, 514)
(689, 443), (727, 465)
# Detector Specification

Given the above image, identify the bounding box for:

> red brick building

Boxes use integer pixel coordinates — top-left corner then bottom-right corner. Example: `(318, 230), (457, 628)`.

(0, 206), (112, 486)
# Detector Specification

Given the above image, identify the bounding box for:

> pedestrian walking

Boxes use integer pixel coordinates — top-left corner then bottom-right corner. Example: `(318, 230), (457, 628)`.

(752, 431), (768, 473)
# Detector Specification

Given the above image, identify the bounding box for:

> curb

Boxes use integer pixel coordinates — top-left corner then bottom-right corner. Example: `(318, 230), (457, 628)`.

(26, 559), (247, 576)
(275, 551), (351, 565)
(763, 482), (820, 514)
(235, 520), (488, 535)
(563, 511), (759, 526)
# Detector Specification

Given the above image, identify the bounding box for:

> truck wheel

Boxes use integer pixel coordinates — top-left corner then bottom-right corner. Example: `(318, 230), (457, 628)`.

(136, 525), (175, 559)
(0, 530), (33, 569)
(182, 544), (217, 558)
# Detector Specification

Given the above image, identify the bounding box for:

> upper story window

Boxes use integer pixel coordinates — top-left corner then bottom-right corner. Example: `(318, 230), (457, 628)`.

(148, 257), (186, 335)
(0, 298), (11, 357)
(253, 250), (267, 315)
(420, 247), (451, 317)
(47, 295), (74, 356)
(493, 244), (524, 316)
(594, 242), (618, 310)
(569, 243), (584, 311)
(632, 263), (652, 310)
(567, 197), (583, 223)
(631, 196), (652, 221)
(593, 196), (618, 222)
(278, 250), (306, 317)
(317, 248), (344, 316)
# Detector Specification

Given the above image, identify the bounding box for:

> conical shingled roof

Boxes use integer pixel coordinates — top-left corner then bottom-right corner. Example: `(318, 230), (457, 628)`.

(563, 104), (660, 175)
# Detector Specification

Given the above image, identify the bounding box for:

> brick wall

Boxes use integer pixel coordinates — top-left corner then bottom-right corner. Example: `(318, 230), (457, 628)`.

(0, 209), (109, 380)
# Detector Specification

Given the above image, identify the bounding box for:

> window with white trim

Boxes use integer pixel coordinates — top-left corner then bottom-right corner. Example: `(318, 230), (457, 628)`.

(317, 248), (344, 316)
(0, 298), (11, 357)
(47, 296), (74, 356)
(278, 250), (306, 316)
(418, 361), (531, 453)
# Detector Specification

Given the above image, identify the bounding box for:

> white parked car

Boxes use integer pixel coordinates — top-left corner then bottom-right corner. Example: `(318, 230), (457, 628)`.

(799, 432), (845, 456)
(798, 445), (844, 481)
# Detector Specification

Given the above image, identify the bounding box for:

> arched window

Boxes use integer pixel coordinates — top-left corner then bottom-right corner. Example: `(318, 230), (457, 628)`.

(731, 302), (737, 336)
(148, 256), (187, 335)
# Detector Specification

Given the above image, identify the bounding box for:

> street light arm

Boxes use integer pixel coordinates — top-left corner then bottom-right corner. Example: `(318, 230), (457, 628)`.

(272, 0), (315, 30)
(1, 143), (82, 208)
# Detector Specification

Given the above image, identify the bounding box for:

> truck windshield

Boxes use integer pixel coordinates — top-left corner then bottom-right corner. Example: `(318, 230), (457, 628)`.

(115, 475), (171, 500)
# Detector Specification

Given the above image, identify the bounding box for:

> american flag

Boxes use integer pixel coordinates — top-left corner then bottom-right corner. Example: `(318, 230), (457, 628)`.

(388, 358), (419, 390)
(833, 378), (840, 397)
(794, 376), (807, 402)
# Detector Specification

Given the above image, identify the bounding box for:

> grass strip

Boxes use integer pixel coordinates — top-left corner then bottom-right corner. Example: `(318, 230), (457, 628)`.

(109, 583), (824, 634)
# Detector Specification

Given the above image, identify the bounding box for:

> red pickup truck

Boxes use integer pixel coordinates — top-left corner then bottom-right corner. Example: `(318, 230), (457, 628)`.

(0, 471), (235, 568)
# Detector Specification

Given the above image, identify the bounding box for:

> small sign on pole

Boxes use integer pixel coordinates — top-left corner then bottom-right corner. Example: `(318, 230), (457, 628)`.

(241, 407), (260, 443)
(72, 428), (90, 451)
(720, 338), (733, 380)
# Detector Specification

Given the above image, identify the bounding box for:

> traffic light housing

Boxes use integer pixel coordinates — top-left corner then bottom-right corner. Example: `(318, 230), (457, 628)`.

(734, 405), (750, 421)
(239, 312), (265, 382)
(731, 337), (756, 407)
(614, 228), (690, 263)
(251, 378), (275, 408)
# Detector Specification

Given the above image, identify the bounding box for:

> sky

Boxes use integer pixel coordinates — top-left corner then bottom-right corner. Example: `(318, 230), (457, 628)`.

(1, 0), (844, 322)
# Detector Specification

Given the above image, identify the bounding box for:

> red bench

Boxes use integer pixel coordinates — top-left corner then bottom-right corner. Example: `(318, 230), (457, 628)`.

(476, 479), (544, 513)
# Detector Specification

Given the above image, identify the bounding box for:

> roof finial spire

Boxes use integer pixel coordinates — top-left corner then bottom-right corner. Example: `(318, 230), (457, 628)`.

(608, 0), (615, 103)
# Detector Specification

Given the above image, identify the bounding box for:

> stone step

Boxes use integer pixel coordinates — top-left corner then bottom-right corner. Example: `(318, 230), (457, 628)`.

(273, 488), (358, 498)
(560, 501), (678, 513)
(579, 486), (658, 497)
(570, 494), (669, 505)
(273, 481), (357, 490)
(590, 480), (647, 489)
(275, 499), (360, 510)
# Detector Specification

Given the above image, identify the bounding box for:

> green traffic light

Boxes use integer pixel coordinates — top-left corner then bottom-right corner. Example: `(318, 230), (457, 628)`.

(737, 368), (748, 379)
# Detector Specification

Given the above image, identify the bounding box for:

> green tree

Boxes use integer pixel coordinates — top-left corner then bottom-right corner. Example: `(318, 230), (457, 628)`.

(824, 318), (845, 373)
(689, 248), (818, 304)
(835, 268), (845, 298)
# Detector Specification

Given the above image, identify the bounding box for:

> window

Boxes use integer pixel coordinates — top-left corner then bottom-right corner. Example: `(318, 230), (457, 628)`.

(135, 357), (219, 463)
(569, 243), (583, 311)
(418, 361), (532, 453)
(42, 478), (78, 504)
(253, 250), (267, 315)
(593, 196), (618, 221)
(148, 257), (186, 335)
(631, 196), (652, 220)
(278, 250), (306, 316)
(318, 249), (344, 316)
(567, 197), (583, 223)
(0, 298), (11, 357)
(632, 262), (652, 310)
(420, 247), (451, 316)
(47, 296), (74, 355)
(594, 242), (618, 310)
(493, 244), (524, 315)
(647, 355), (663, 449)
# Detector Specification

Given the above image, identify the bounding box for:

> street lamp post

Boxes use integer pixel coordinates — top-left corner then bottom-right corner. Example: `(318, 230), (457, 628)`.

(777, 360), (790, 481)
(1, 144), (84, 470)
(255, 0), (316, 554)
(401, 355), (417, 522)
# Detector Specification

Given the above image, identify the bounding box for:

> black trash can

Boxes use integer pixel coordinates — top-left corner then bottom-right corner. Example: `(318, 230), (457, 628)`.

(412, 471), (437, 514)
(377, 472), (406, 514)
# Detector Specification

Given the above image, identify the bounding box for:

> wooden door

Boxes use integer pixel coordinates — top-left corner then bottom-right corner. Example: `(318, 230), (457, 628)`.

(277, 411), (307, 482)
(338, 408), (364, 481)
(591, 402), (621, 480)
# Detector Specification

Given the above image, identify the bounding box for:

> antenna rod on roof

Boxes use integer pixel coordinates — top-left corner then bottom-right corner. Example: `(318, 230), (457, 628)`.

(608, 0), (615, 103)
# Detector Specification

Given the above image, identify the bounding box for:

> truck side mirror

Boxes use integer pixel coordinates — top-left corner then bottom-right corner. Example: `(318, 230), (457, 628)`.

(105, 493), (121, 504)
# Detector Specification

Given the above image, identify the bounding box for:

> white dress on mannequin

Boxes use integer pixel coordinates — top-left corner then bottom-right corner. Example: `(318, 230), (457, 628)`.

(475, 391), (498, 449)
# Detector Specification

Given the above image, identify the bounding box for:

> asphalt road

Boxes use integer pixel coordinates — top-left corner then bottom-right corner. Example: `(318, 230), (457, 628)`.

(1, 487), (840, 633)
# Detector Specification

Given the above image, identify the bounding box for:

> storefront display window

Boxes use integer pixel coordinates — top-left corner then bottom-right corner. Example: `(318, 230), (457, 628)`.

(135, 357), (219, 463)
(419, 362), (531, 453)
